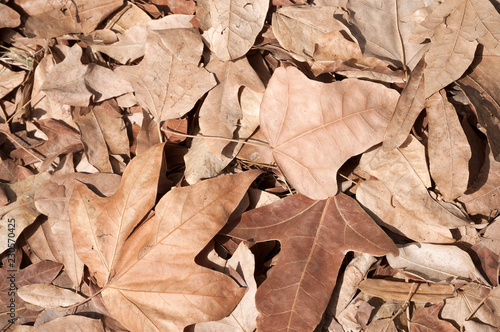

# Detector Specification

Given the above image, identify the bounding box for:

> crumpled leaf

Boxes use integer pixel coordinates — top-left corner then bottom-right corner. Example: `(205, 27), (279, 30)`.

(198, 0), (269, 61)
(41, 45), (134, 107)
(226, 193), (397, 332)
(0, 63), (25, 99)
(387, 243), (488, 284)
(199, 56), (265, 156)
(15, 0), (124, 38)
(410, 302), (459, 332)
(116, 29), (216, 122)
(17, 283), (85, 309)
(410, 0), (500, 97)
(426, 90), (471, 200)
(70, 142), (261, 330)
(0, 4), (20, 29)
(260, 66), (399, 199)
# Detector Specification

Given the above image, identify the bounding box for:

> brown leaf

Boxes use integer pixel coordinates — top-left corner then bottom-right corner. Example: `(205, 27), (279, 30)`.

(426, 90), (471, 200)
(410, 0), (500, 97)
(11, 119), (83, 166)
(0, 63), (25, 99)
(17, 284), (85, 309)
(161, 118), (188, 143)
(459, 148), (500, 216)
(0, 4), (20, 29)
(410, 302), (459, 332)
(471, 242), (499, 287)
(15, 0), (123, 38)
(41, 45), (134, 107)
(136, 109), (162, 156)
(260, 66), (399, 199)
(199, 57), (265, 156)
(198, 0), (269, 61)
(358, 279), (456, 303)
(226, 193), (397, 332)
(115, 29), (216, 122)
(32, 315), (104, 332)
(383, 58), (426, 151)
(458, 52), (500, 161)
(151, 0), (196, 14)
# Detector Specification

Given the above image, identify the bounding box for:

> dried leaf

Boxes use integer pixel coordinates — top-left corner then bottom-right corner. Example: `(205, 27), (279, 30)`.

(410, 302), (459, 332)
(199, 57), (264, 156)
(0, 64), (25, 99)
(358, 279), (456, 303)
(226, 193), (397, 332)
(199, 0), (269, 61)
(17, 284), (85, 308)
(151, 0), (196, 15)
(410, 0), (500, 97)
(261, 66), (399, 199)
(16, 0), (123, 38)
(32, 315), (104, 332)
(426, 90), (471, 200)
(41, 45), (134, 106)
(387, 243), (488, 284)
(115, 29), (216, 122)
(0, 4), (20, 29)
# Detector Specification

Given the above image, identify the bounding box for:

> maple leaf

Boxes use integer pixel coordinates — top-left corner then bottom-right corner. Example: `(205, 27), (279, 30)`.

(225, 193), (397, 332)
(260, 66), (399, 199)
(70, 143), (261, 330)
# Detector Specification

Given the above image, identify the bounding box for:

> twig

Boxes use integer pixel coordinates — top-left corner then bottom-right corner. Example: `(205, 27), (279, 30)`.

(162, 127), (271, 148)
(0, 129), (43, 163)
(383, 282), (418, 332)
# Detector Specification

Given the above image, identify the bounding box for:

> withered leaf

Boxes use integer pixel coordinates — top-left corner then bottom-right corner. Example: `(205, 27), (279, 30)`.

(0, 63), (25, 99)
(198, 0), (269, 61)
(410, 0), (500, 97)
(226, 193), (397, 332)
(116, 29), (216, 122)
(410, 302), (459, 332)
(32, 315), (104, 332)
(0, 4), (20, 29)
(17, 283), (85, 309)
(260, 66), (399, 199)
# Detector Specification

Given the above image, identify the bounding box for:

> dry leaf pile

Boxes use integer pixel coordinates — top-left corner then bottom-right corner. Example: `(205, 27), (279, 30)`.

(0, 0), (499, 331)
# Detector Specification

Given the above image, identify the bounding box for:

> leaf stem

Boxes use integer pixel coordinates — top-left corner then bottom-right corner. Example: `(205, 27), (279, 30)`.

(162, 127), (271, 148)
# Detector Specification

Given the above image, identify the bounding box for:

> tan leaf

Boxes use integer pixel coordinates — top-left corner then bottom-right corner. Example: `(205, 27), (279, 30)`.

(426, 90), (471, 200)
(199, 57), (265, 156)
(17, 284), (85, 308)
(226, 193), (397, 332)
(151, 0), (196, 15)
(360, 136), (470, 229)
(481, 219), (500, 255)
(410, 302), (459, 332)
(261, 66), (398, 199)
(194, 243), (258, 332)
(136, 109), (162, 156)
(357, 179), (455, 243)
(366, 318), (397, 332)
(0, 4), (20, 28)
(387, 243), (488, 284)
(459, 148), (500, 216)
(463, 320), (499, 332)
(41, 45), (134, 107)
(410, 0), (500, 97)
(198, 0), (269, 61)
(0, 63), (25, 99)
(358, 279), (456, 303)
(383, 58), (426, 151)
(458, 52), (500, 161)
(115, 29), (216, 122)
(15, 0), (123, 38)
(32, 315), (104, 332)
(11, 119), (83, 166)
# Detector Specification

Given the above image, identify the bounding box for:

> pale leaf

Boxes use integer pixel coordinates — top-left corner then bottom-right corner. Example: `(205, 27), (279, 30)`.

(17, 284), (85, 308)
(0, 4), (20, 28)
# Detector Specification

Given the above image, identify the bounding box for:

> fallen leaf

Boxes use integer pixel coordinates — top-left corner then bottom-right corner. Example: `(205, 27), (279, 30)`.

(481, 219), (500, 255)
(194, 243), (258, 332)
(410, 0), (500, 97)
(410, 302), (459, 332)
(387, 243), (488, 284)
(357, 179), (456, 243)
(226, 193), (397, 332)
(383, 58), (426, 151)
(0, 63), (25, 99)
(11, 119), (83, 166)
(366, 318), (397, 332)
(16, 0), (123, 38)
(458, 52), (500, 161)
(199, 57), (265, 156)
(198, 0), (269, 61)
(17, 284), (85, 309)
(0, 4), (20, 29)
(358, 279), (456, 303)
(471, 242), (499, 286)
(151, 0), (196, 15)
(426, 90), (471, 200)
(459, 148), (500, 216)
(136, 109), (162, 156)
(360, 135), (470, 229)
(463, 320), (498, 332)
(115, 29), (216, 122)
(30, 315), (104, 332)
(260, 66), (399, 199)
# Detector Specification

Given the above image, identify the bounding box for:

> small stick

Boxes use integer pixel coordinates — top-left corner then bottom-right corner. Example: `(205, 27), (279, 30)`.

(162, 127), (271, 148)
(0, 129), (43, 163)
(383, 282), (418, 332)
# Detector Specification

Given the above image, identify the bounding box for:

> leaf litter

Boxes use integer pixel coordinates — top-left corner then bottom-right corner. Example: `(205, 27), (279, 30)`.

(0, 0), (499, 331)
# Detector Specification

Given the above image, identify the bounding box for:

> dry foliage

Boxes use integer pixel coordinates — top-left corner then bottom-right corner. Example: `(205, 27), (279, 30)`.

(0, 0), (499, 331)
